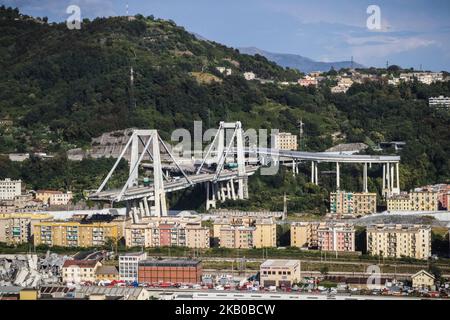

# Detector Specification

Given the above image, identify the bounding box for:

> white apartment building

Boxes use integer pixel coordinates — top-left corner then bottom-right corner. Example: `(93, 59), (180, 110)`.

(62, 260), (102, 284)
(400, 72), (444, 85)
(243, 72), (256, 80)
(0, 178), (22, 200)
(216, 67), (232, 76)
(273, 132), (298, 151)
(429, 96), (450, 108)
(119, 252), (148, 282)
(50, 191), (73, 205)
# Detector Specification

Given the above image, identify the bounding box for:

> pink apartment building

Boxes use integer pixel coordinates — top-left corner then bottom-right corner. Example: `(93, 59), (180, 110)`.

(317, 223), (355, 252)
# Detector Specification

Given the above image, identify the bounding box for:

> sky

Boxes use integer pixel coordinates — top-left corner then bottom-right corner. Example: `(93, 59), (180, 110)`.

(2, 0), (450, 71)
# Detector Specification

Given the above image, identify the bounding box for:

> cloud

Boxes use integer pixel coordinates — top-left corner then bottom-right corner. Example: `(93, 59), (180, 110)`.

(346, 35), (436, 61)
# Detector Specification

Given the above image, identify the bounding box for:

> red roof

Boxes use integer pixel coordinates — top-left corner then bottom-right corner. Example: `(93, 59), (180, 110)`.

(62, 260), (99, 268)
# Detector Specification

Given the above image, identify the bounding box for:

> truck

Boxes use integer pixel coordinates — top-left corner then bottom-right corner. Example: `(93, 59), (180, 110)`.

(143, 177), (152, 187)
(224, 163), (238, 169)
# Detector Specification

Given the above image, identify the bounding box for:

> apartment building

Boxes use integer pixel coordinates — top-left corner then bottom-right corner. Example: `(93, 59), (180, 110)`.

(366, 224), (431, 260)
(35, 190), (73, 206)
(119, 252), (148, 282)
(260, 259), (301, 288)
(33, 221), (123, 247)
(291, 221), (355, 252)
(411, 191), (439, 211)
(400, 72), (444, 84)
(0, 179), (22, 200)
(429, 96), (450, 108)
(253, 218), (277, 248)
(62, 260), (102, 284)
(0, 194), (45, 213)
(185, 223), (211, 249)
(290, 222), (319, 249)
(273, 132), (298, 151)
(218, 225), (254, 249)
(317, 223), (355, 252)
(331, 77), (354, 94)
(213, 217), (277, 249)
(298, 76), (318, 87)
(0, 213), (53, 244)
(388, 190), (439, 212)
(330, 191), (377, 218)
(387, 193), (412, 211)
(125, 217), (210, 249)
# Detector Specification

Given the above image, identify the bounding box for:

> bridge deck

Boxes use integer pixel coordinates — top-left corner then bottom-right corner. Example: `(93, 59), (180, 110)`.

(89, 167), (258, 202)
(246, 148), (400, 163)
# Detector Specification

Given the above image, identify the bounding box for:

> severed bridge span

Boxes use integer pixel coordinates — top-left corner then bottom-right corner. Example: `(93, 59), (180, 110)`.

(88, 121), (400, 221)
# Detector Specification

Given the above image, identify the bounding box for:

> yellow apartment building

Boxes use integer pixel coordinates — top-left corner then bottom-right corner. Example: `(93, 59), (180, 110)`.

(330, 191), (377, 217)
(410, 191), (439, 211)
(273, 132), (298, 151)
(213, 217), (277, 249)
(34, 221), (123, 247)
(290, 222), (319, 248)
(387, 191), (439, 212)
(0, 213), (53, 244)
(366, 224), (431, 260)
(387, 194), (412, 211)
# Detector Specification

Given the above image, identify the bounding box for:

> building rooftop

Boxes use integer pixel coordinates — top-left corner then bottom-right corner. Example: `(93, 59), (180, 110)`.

(0, 286), (22, 295)
(367, 224), (431, 232)
(260, 259), (300, 269)
(95, 265), (118, 275)
(138, 259), (201, 267)
(120, 251), (147, 257)
(76, 286), (146, 300)
(62, 259), (99, 268)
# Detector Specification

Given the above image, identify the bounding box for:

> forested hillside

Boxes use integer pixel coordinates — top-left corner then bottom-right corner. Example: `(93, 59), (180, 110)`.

(0, 7), (449, 212)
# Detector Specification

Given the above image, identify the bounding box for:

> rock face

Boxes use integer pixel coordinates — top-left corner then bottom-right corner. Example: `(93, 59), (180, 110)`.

(67, 129), (172, 162)
(325, 143), (369, 155)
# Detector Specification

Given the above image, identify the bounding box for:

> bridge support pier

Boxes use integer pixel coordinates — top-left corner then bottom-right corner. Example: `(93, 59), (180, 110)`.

(382, 162), (401, 198)
(310, 161), (319, 185)
(336, 162), (340, 191)
(206, 182), (217, 210)
(363, 163), (368, 193)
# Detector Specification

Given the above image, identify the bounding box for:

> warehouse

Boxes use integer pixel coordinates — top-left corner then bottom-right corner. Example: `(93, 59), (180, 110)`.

(259, 259), (301, 288)
(138, 259), (202, 284)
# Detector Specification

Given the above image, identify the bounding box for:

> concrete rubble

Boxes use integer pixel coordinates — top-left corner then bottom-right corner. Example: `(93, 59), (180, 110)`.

(0, 251), (70, 288)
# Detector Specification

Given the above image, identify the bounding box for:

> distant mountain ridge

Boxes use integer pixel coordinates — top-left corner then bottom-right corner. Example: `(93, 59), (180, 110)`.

(238, 47), (364, 73)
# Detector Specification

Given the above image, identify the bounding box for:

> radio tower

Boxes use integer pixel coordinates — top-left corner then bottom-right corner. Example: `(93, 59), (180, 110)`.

(129, 66), (136, 109)
(297, 119), (305, 151)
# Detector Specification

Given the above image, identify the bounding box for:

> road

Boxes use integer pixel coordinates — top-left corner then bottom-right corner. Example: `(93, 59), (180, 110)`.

(148, 288), (436, 301)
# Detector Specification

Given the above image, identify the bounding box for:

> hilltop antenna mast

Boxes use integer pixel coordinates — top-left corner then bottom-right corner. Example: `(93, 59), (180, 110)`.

(297, 119), (305, 151)
(126, 2), (129, 16)
(129, 49), (137, 109)
(351, 56), (354, 69)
